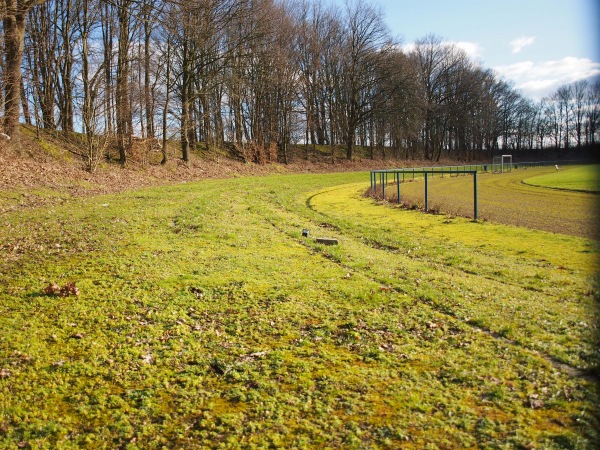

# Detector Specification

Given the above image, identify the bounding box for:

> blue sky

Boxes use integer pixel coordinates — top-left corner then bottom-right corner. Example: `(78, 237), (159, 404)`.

(333, 0), (600, 100)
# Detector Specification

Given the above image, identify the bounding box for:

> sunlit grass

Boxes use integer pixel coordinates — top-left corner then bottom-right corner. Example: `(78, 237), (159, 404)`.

(0, 172), (598, 448)
(523, 164), (600, 193)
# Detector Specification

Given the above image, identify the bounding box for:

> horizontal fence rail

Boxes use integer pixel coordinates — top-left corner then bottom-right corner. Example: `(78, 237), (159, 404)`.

(369, 160), (590, 220)
(370, 168), (479, 219)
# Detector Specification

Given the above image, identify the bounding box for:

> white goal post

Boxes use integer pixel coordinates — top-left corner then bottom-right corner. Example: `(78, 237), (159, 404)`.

(492, 154), (512, 173)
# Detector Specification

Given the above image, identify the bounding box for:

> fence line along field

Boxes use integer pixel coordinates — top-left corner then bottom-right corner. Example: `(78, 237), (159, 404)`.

(379, 164), (599, 240)
(0, 171), (598, 448)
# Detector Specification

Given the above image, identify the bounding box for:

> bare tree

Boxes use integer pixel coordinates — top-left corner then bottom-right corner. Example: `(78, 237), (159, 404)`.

(25, 0), (57, 129)
(6, 0), (595, 166)
(533, 98), (550, 150)
(571, 80), (587, 148)
(55, 0), (77, 132)
(410, 35), (474, 159)
(585, 81), (600, 146)
(114, 0), (134, 164)
(1, 0), (46, 146)
(339, 0), (393, 160)
(79, 0), (109, 171)
(555, 84), (573, 149)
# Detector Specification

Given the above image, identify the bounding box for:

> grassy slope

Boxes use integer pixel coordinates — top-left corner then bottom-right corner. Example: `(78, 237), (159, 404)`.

(523, 165), (600, 193)
(0, 172), (598, 448)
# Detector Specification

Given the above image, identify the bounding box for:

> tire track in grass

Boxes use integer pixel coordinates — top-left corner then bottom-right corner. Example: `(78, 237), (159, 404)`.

(250, 184), (598, 381)
(1, 176), (597, 447)
(304, 186), (590, 295)
(255, 199), (584, 388)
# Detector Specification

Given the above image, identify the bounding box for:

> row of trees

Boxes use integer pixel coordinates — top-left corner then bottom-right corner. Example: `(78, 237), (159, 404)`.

(1, 0), (599, 169)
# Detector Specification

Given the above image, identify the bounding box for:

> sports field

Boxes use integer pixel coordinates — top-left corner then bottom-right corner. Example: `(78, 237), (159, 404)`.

(523, 165), (600, 193)
(1, 171), (598, 448)
(386, 165), (600, 239)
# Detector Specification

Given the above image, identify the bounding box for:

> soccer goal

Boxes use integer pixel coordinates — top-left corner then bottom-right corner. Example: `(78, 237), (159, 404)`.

(492, 154), (512, 173)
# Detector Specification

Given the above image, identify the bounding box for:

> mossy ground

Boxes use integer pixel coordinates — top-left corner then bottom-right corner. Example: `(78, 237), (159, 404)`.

(1, 172), (598, 448)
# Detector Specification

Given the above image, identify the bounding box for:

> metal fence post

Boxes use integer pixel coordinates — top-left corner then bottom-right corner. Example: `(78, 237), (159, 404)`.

(474, 171), (478, 220)
(424, 172), (429, 212)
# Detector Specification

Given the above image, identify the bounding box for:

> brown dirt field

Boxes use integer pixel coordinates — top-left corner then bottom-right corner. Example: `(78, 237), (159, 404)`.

(382, 167), (600, 240)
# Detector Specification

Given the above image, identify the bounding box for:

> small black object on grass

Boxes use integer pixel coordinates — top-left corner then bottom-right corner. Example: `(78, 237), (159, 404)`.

(316, 237), (338, 245)
(302, 229), (310, 237)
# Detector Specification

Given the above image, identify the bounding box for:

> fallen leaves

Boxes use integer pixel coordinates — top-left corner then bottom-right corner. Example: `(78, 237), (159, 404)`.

(528, 395), (545, 410)
(43, 282), (80, 297)
(43, 283), (61, 295)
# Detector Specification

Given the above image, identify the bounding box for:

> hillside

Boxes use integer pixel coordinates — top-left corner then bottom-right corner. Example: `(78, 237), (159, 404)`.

(0, 127), (375, 211)
(0, 125), (482, 212)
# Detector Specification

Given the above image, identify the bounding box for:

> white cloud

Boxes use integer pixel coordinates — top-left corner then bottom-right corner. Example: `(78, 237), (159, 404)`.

(494, 57), (600, 99)
(509, 36), (536, 54)
(402, 40), (484, 61)
(453, 41), (484, 60)
(401, 42), (416, 54)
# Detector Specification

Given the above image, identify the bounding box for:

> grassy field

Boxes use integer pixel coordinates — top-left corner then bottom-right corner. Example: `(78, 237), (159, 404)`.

(522, 165), (600, 193)
(1, 172), (599, 448)
(381, 165), (599, 239)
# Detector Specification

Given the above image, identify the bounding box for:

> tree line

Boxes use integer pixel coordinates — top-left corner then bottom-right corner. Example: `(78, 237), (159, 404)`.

(2, 0), (599, 169)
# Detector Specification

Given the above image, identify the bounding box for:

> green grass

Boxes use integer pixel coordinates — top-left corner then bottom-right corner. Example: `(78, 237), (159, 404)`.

(1, 172), (598, 448)
(523, 164), (600, 193)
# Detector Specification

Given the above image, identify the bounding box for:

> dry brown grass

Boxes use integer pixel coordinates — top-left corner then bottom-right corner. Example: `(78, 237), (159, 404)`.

(384, 168), (599, 240)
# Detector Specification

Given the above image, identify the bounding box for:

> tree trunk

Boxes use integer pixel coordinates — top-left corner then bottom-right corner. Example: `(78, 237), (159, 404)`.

(101, 2), (114, 139)
(3, 1), (27, 144)
(20, 77), (31, 125)
(346, 121), (355, 160)
(144, 7), (154, 140)
(115, 1), (131, 165)
(180, 40), (191, 163)
(161, 40), (171, 165)
(59, 45), (74, 132)
(346, 140), (353, 160)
